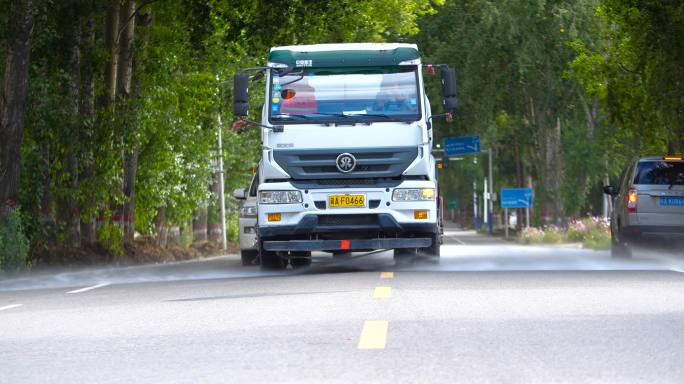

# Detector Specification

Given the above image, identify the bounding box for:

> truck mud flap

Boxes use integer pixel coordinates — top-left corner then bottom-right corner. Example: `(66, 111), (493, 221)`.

(263, 238), (432, 252)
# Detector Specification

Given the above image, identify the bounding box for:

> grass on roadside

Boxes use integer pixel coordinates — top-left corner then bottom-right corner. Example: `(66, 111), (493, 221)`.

(518, 217), (611, 250)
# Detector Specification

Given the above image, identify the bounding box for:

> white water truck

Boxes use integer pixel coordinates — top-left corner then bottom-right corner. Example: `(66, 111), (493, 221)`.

(232, 43), (456, 269)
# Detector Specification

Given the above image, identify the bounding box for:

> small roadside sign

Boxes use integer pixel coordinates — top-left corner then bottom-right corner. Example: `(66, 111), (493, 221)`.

(443, 135), (480, 156)
(447, 199), (458, 209)
(500, 188), (533, 208)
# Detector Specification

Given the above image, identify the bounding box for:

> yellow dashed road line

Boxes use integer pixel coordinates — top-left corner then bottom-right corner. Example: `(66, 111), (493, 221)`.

(379, 271), (394, 279)
(373, 286), (392, 299)
(357, 320), (388, 349)
(356, 273), (394, 349)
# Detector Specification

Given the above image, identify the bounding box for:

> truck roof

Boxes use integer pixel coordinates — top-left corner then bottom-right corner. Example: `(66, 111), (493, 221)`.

(268, 43), (421, 68)
(270, 43), (419, 53)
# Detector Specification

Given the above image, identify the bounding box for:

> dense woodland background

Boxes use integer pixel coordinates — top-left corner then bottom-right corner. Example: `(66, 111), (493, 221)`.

(0, 0), (682, 270)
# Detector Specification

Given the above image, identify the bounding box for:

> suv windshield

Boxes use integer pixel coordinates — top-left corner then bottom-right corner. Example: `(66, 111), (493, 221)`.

(269, 66), (421, 124)
(634, 161), (684, 185)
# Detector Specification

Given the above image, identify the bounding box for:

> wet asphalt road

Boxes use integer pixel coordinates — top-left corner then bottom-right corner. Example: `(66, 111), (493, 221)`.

(2, 228), (684, 383)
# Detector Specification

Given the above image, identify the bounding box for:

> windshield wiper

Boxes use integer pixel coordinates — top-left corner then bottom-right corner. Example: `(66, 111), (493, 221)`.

(273, 113), (353, 121)
(280, 74), (304, 86)
(350, 113), (393, 119)
(272, 114), (310, 120)
(309, 112), (353, 119)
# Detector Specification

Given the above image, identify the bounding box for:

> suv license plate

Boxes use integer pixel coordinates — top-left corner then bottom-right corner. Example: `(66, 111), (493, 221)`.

(660, 197), (684, 206)
(329, 194), (365, 208)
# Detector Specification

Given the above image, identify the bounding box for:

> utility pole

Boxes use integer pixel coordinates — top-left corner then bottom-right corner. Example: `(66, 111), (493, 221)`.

(217, 115), (227, 251)
(473, 180), (478, 230)
(483, 177), (488, 228)
(488, 147), (493, 235)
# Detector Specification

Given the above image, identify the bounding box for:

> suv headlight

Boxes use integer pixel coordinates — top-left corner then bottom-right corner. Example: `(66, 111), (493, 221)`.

(392, 188), (435, 201)
(259, 190), (303, 204)
(239, 206), (257, 217)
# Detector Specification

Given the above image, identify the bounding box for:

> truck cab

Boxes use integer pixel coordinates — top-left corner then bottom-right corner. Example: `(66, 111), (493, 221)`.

(233, 43), (456, 269)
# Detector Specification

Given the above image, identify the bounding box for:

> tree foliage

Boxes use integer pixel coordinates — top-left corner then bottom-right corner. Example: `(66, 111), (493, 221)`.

(1, 0), (436, 261)
(1, 0), (681, 265)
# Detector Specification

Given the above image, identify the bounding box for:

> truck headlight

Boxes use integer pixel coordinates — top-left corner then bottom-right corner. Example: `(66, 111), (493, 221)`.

(239, 206), (257, 217)
(392, 188), (435, 201)
(259, 190), (303, 204)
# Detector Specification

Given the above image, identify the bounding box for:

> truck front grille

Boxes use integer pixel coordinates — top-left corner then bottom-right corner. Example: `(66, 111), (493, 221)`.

(273, 147), (418, 180)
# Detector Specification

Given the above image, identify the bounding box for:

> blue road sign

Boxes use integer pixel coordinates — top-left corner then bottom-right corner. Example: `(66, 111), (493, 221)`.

(443, 135), (480, 156)
(500, 188), (534, 208)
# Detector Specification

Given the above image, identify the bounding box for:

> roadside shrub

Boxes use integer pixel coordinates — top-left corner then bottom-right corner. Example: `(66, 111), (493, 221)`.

(583, 229), (611, 250)
(518, 216), (611, 250)
(567, 219), (589, 242)
(97, 218), (124, 257)
(0, 209), (30, 272)
(542, 225), (565, 244)
(588, 216), (610, 231)
(226, 213), (239, 242)
(582, 217), (611, 250)
(519, 227), (545, 244)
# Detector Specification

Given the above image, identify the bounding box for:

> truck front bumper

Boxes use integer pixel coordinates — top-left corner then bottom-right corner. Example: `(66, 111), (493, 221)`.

(257, 181), (438, 252)
(259, 212), (437, 238)
(264, 237), (431, 251)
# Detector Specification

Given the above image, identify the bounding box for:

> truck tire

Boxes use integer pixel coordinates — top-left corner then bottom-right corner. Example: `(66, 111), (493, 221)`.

(290, 251), (312, 268)
(240, 250), (258, 266)
(417, 233), (440, 263)
(260, 248), (287, 270)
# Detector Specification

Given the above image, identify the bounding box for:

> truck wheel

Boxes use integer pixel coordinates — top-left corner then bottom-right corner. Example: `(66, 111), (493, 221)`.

(240, 250), (258, 266)
(290, 251), (312, 268)
(260, 249), (287, 270)
(418, 234), (441, 263)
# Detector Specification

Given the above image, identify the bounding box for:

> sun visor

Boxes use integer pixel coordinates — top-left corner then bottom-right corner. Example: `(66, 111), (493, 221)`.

(267, 47), (420, 70)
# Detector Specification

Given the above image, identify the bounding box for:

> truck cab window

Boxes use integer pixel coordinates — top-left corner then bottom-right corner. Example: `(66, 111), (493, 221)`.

(270, 66), (421, 124)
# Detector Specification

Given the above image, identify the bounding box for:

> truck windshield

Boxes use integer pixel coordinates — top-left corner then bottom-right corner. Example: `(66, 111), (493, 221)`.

(269, 66), (421, 124)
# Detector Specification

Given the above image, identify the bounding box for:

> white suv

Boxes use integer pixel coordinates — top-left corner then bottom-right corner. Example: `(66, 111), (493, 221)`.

(233, 173), (259, 265)
(604, 156), (684, 258)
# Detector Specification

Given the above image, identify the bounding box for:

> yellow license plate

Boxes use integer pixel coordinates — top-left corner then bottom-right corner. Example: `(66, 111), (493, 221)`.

(329, 194), (365, 208)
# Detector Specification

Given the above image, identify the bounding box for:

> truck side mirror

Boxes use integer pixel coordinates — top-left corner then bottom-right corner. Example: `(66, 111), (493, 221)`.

(440, 67), (457, 111)
(232, 187), (247, 200)
(233, 73), (249, 117)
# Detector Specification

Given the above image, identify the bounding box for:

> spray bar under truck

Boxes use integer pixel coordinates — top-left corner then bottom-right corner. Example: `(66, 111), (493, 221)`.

(232, 43), (456, 269)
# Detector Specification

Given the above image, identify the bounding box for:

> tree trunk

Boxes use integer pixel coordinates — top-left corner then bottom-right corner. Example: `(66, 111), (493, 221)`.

(117, 1), (136, 100)
(58, 13), (82, 247)
(117, 1), (137, 242)
(121, 3), (153, 244)
(122, 150), (138, 241)
(32, 7), (55, 244)
(97, 4), (121, 242)
(208, 173), (223, 242)
(0, 0), (35, 218)
(576, 90), (599, 216)
(543, 116), (563, 224)
(167, 225), (181, 246)
(80, 16), (97, 243)
(193, 206), (208, 243)
(104, 3), (120, 107)
(155, 206), (167, 248)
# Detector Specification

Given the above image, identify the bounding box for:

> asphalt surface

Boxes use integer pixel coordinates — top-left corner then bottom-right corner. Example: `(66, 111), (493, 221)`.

(2, 228), (684, 383)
